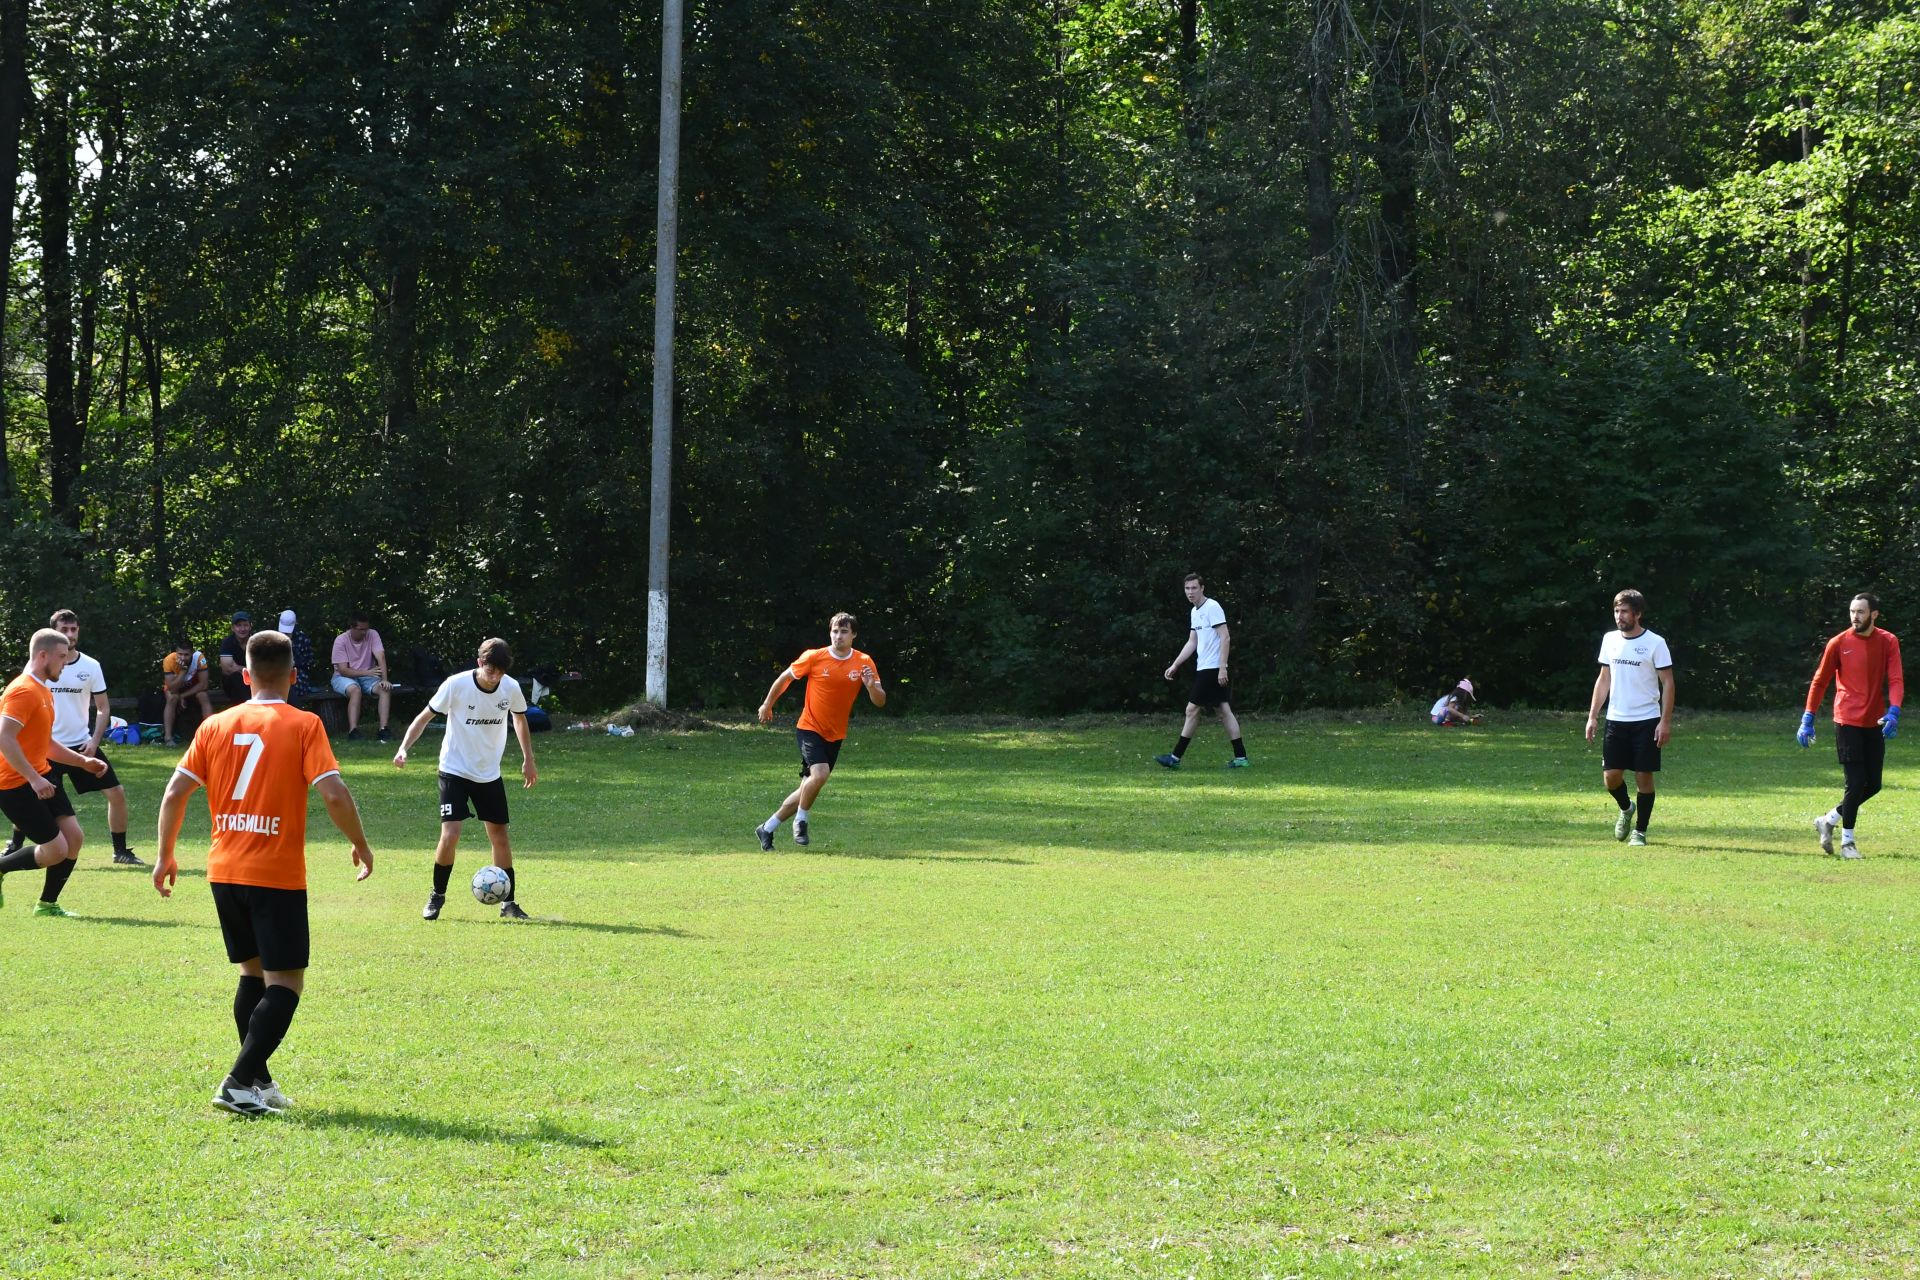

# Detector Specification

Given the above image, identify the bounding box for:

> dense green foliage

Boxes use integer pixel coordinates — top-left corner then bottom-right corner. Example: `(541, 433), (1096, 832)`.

(0, 1), (1913, 707)
(4, 717), (1920, 1275)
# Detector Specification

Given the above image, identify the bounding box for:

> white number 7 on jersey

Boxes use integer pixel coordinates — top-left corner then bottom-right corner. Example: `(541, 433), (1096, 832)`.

(232, 733), (265, 801)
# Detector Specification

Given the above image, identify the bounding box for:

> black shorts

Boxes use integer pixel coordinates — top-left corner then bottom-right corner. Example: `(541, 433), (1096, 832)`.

(210, 882), (311, 970)
(796, 729), (843, 776)
(1602, 717), (1662, 773)
(0, 776), (74, 844)
(439, 772), (510, 825)
(1188, 669), (1231, 708)
(51, 747), (119, 795)
(1835, 723), (1886, 769)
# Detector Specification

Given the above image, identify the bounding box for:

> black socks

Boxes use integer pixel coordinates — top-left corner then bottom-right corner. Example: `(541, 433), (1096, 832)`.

(504, 866), (516, 902)
(231, 985), (300, 1086)
(1172, 736), (1192, 760)
(112, 830), (129, 855)
(0, 845), (41, 875)
(1230, 737), (1247, 760)
(1635, 792), (1655, 834)
(233, 974), (267, 1043)
(40, 857), (76, 904)
(432, 862), (453, 895)
(1608, 784), (1631, 812)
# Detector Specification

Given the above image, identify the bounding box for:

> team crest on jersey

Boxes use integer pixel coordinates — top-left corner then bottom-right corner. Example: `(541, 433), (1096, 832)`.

(495, 697), (511, 710)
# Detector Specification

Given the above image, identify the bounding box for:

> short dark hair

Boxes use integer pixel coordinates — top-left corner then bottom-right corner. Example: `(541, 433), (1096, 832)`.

(479, 637), (512, 671)
(172, 633), (192, 650)
(350, 611), (371, 626)
(246, 629), (293, 679)
(1184, 573), (1203, 586)
(1613, 589), (1646, 616)
(48, 608), (77, 627)
(831, 612), (857, 632)
(1853, 591), (1881, 613)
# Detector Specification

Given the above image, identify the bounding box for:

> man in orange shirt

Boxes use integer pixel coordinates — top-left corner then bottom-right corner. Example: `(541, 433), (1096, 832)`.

(155, 629), (375, 1117)
(754, 612), (886, 849)
(1798, 591), (1903, 859)
(0, 629), (109, 916)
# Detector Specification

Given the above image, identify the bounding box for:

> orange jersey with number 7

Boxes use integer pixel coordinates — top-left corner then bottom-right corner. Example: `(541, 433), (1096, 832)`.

(789, 648), (878, 742)
(175, 700), (340, 890)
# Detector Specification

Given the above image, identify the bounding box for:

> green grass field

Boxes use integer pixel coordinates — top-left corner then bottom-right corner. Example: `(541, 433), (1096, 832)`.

(3, 711), (1918, 1278)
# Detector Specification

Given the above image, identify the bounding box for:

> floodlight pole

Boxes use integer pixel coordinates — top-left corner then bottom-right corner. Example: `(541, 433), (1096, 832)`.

(645, 0), (684, 707)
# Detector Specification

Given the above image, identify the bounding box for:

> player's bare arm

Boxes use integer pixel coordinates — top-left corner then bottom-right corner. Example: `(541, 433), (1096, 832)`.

(87, 690), (110, 755)
(1164, 634), (1198, 681)
(1585, 667), (1612, 742)
(153, 769), (200, 897)
(46, 739), (107, 776)
(1655, 668), (1676, 747)
(759, 671), (795, 724)
(513, 712), (539, 787)
(1215, 624), (1231, 685)
(393, 704), (439, 767)
(861, 666), (887, 709)
(317, 774), (374, 880)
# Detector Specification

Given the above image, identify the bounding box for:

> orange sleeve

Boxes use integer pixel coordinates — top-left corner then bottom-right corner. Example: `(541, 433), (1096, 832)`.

(1806, 635), (1842, 715)
(788, 650), (815, 680)
(303, 715), (341, 784)
(1, 681), (35, 723)
(178, 721), (210, 783)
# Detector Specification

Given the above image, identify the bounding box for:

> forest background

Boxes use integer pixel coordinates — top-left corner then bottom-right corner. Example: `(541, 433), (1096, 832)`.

(0, 0), (1912, 713)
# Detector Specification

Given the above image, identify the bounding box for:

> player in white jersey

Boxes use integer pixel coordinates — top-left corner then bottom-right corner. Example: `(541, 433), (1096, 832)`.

(392, 637), (539, 920)
(1583, 589), (1675, 846)
(3, 609), (142, 866)
(1155, 573), (1249, 768)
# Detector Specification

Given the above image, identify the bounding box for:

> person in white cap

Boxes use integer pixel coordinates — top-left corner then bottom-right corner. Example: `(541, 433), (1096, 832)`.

(1429, 679), (1482, 726)
(277, 610), (317, 708)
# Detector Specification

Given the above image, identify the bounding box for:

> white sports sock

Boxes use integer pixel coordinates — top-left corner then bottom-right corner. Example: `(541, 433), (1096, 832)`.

(1842, 828), (1856, 842)
(1825, 809), (1843, 825)
(762, 814), (783, 833)
(796, 808), (810, 823)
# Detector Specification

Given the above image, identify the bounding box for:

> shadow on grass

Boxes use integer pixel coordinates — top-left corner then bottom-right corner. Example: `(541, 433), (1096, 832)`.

(293, 1105), (608, 1149)
(447, 916), (702, 938)
(72, 914), (206, 928)
(803, 847), (1035, 867)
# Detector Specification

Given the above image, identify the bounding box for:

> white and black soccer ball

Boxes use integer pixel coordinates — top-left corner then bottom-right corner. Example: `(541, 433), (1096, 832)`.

(471, 865), (511, 906)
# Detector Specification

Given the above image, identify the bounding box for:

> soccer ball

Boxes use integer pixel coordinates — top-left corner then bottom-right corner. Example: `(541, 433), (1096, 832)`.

(471, 865), (511, 906)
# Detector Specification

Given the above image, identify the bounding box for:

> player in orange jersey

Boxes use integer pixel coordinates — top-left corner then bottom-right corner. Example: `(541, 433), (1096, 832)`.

(1799, 591), (1903, 859)
(754, 612), (886, 849)
(0, 629), (108, 916)
(154, 629), (374, 1117)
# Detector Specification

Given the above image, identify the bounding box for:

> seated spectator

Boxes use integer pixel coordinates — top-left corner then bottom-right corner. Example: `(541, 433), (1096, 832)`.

(331, 612), (393, 741)
(162, 636), (213, 746)
(278, 609), (317, 707)
(1430, 678), (1482, 727)
(217, 611), (252, 703)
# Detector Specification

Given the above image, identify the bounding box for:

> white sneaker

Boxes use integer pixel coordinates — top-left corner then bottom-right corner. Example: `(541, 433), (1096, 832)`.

(212, 1080), (280, 1117)
(1614, 805), (1634, 841)
(254, 1079), (294, 1110)
(1627, 830), (1648, 847)
(1814, 816), (1836, 856)
(1840, 841), (1862, 860)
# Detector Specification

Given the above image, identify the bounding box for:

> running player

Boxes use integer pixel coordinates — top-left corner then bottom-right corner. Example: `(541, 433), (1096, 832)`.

(754, 612), (886, 848)
(2, 609), (143, 865)
(1155, 573), (1249, 768)
(393, 637), (539, 921)
(0, 629), (109, 915)
(154, 629), (374, 1117)
(1583, 589), (1675, 846)
(1798, 592), (1902, 859)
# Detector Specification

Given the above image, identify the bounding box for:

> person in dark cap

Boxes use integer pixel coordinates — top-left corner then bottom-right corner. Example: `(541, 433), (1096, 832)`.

(218, 612), (253, 703)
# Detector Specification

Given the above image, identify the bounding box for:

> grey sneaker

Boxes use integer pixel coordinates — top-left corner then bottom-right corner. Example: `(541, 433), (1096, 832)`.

(1614, 804), (1634, 841)
(112, 849), (147, 867)
(422, 892), (445, 921)
(1840, 841), (1862, 860)
(793, 819), (809, 847)
(1627, 830), (1648, 847)
(499, 901), (531, 920)
(254, 1079), (293, 1110)
(1814, 816), (1836, 856)
(755, 824), (775, 852)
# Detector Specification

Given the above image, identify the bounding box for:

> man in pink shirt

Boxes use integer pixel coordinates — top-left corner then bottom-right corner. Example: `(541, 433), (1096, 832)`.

(330, 612), (393, 741)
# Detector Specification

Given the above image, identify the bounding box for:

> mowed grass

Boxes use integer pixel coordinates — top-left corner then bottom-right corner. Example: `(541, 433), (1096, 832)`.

(3, 711), (1920, 1279)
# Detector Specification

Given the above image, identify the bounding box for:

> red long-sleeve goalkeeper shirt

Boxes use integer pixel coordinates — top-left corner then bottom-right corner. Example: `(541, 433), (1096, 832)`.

(1805, 628), (1904, 728)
